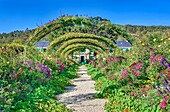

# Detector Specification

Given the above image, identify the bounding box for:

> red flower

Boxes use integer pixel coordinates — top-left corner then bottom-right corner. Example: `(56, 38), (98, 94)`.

(142, 85), (145, 88)
(14, 74), (18, 79)
(165, 96), (169, 100)
(164, 70), (167, 74)
(155, 75), (159, 79)
(129, 62), (137, 68)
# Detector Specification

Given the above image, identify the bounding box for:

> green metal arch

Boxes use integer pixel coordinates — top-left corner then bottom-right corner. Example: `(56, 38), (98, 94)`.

(29, 16), (135, 46)
(47, 33), (115, 51)
(52, 38), (107, 56)
(64, 47), (102, 60)
(61, 44), (105, 58)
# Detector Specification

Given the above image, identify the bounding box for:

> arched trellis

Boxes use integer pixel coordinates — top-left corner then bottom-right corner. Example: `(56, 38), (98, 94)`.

(28, 16), (135, 46)
(61, 43), (105, 57)
(62, 44), (105, 59)
(47, 32), (115, 48)
(47, 33), (115, 54)
(50, 38), (108, 56)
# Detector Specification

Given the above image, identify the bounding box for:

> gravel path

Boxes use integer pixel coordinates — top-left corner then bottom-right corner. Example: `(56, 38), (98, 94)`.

(57, 65), (107, 112)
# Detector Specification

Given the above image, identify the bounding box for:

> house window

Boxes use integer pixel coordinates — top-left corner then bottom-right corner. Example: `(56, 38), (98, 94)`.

(80, 49), (85, 52)
(44, 48), (46, 52)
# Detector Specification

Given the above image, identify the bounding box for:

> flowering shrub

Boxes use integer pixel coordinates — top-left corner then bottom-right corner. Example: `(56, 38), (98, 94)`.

(87, 52), (170, 111)
(0, 45), (78, 111)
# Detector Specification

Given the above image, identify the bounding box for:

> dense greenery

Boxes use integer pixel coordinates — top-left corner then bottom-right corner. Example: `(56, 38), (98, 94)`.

(0, 15), (170, 111)
(1, 18), (170, 45)
(87, 32), (170, 111)
(0, 44), (79, 111)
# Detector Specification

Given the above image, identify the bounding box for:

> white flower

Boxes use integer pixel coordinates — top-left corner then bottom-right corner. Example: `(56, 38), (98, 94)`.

(158, 45), (161, 47)
(153, 38), (156, 42)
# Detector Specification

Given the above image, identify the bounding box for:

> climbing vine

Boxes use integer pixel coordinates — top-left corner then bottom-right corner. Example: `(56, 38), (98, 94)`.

(53, 38), (107, 56)
(29, 16), (134, 46)
(62, 44), (105, 59)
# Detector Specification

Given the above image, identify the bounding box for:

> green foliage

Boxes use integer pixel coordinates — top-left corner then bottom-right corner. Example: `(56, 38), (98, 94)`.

(87, 37), (170, 112)
(29, 16), (133, 46)
(0, 44), (78, 111)
(55, 38), (107, 56)
(1, 15), (170, 112)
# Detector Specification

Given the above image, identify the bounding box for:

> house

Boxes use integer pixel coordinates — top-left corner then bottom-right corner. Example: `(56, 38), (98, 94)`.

(73, 49), (95, 64)
(35, 41), (50, 52)
(34, 40), (132, 63)
(116, 40), (132, 52)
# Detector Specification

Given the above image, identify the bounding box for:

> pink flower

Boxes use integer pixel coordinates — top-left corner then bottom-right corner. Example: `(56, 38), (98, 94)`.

(150, 100), (154, 105)
(134, 71), (140, 76)
(160, 98), (166, 109)
(122, 68), (128, 78)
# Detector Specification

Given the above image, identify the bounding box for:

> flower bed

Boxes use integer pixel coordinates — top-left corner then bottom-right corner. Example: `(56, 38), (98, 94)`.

(87, 54), (170, 111)
(0, 46), (78, 111)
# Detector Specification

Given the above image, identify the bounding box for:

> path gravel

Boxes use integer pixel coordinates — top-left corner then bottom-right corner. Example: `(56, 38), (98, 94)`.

(57, 65), (107, 112)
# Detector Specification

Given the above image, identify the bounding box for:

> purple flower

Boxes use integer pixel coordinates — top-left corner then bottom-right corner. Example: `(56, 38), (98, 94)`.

(160, 58), (169, 68)
(165, 87), (170, 92)
(158, 90), (163, 95)
(164, 78), (169, 85)
(159, 73), (163, 76)
(168, 64), (170, 68)
(164, 89), (168, 94)
(152, 85), (156, 89)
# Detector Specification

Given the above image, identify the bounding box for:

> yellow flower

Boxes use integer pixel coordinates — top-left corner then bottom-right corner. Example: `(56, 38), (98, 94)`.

(169, 49), (170, 52)
(164, 41), (167, 44)
(168, 38), (170, 40)
(7, 62), (9, 64)
(142, 43), (145, 46)
(161, 38), (163, 41)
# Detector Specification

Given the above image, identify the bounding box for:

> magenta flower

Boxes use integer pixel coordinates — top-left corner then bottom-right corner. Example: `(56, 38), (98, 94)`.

(160, 98), (166, 109)
(134, 71), (140, 76)
(122, 68), (128, 78)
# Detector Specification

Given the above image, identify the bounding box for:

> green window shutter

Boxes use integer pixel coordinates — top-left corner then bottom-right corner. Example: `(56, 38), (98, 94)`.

(80, 49), (85, 52)
(37, 49), (40, 52)
(110, 48), (113, 52)
(52, 49), (55, 53)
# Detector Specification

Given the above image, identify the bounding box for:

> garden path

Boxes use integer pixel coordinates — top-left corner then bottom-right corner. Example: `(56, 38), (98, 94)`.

(57, 65), (107, 112)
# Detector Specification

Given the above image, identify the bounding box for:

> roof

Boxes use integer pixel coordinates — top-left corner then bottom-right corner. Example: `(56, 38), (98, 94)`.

(35, 41), (50, 48)
(116, 40), (132, 47)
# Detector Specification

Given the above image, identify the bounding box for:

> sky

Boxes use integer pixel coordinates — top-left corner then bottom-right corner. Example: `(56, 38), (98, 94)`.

(0, 0), (170, 33)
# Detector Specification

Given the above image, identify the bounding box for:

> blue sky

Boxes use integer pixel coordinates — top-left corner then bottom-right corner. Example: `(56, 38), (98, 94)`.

(0, 0), (170, 33)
